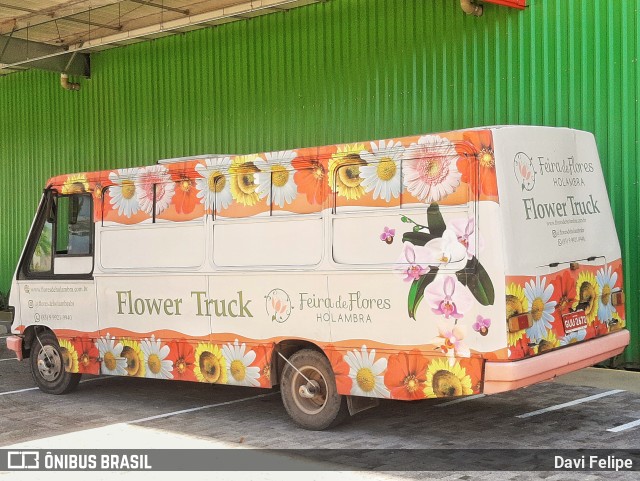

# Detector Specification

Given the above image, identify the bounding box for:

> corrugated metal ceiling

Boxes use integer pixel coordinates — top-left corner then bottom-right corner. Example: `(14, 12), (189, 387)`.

(0, 0), (321, 75)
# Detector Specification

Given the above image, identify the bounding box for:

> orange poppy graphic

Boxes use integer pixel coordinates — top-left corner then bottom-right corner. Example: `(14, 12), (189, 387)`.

(552, 270), (577, 315)
(456, 131), (497, 198)
(551, 270), (578, 337)
(173, 175), (198, 214)
(252, 345), (273, 388)
(167, 341), (197, 382)
(383, 350), (429, 400)
(292, 158), (329, 205)
(73, 338), (100, 375)
(324, 346), (352, 395)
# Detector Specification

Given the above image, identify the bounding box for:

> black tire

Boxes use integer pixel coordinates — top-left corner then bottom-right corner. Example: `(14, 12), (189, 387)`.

(280, 349), (349, 430)
(30, 331), (81, 395)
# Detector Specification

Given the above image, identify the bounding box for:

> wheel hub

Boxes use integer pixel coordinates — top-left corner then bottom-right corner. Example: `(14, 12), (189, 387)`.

(37, 345), (62, 382)
(299, 379), (320, 398)
(292, 366), (328, 415)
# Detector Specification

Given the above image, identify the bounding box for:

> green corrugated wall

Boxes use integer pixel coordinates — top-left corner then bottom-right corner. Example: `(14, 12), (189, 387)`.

(0, 0), (638, 364)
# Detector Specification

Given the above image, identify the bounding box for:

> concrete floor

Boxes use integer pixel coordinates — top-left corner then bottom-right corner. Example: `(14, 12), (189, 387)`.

(556, 367), (640, 394)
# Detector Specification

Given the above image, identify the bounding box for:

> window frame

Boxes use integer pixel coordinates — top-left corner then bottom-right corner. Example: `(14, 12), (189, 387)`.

(19, 189), (95, 280)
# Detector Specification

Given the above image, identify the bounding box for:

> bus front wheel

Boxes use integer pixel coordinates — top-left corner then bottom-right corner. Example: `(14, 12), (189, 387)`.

(280, 349), (348, 430)
(30, 331), (81, 395)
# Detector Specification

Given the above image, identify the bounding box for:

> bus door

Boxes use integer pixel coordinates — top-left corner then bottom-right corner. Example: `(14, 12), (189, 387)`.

(16, 189), (98, 336)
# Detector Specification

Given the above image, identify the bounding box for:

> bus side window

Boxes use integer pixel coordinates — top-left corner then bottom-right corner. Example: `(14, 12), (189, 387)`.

(64, 195), (92, 255)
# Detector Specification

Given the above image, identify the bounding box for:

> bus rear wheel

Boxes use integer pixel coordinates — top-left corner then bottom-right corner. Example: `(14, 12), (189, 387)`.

(30, 331), (81, 395)
(280, 349), (348, 430)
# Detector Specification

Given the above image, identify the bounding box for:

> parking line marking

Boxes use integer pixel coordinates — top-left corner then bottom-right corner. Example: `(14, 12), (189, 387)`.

(436, 394), (486, 407)
(0, 357), (18, 362)
(80, 376), (109, 383)
(129, 392), (278, 424)
(0, 386), (38, 396)
(0, 376), (110, 396)
(607, 418), (640, 433)
(516, 389), (625, 418)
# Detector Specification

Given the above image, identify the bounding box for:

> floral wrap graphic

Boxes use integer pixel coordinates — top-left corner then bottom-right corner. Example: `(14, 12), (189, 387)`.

(328, 345), (483, 400)
(46, 130), (498, 225)
(73, 338), (100, 375)
(60, 331), (485, 400)
(399, 204), (495, 322)
(56, 334), (274, 387)
(59, 338), (79, 374)
(194, 342), (227, 384)
(140, 335), (174, 379)
(95, 333), (128, 376)
(505, 260), (625, 360)
(222, 340), (261, 387)
(167, 341), (197, 381)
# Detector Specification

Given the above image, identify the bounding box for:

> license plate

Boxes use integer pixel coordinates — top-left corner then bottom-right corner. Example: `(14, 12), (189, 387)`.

(562, 310), (588, 334)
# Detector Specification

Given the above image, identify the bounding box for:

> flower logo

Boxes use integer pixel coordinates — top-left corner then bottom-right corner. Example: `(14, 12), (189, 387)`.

(513, 152), (536, 191)
(265, 289), (292, 323)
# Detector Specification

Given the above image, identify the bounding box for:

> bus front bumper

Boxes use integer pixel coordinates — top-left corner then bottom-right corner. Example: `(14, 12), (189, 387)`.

(483, 330), (630, 394)
(6, 335), (23, 361)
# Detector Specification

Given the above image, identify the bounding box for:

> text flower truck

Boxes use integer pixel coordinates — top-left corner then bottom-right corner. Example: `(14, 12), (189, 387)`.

(6, 126), (629, 429)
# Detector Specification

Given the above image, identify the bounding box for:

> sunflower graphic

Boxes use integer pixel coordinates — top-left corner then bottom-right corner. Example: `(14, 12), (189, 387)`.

(62, 174), (90, 195)
(423, 358), (473, 398)
(505, 283), (529, 346)
(120, 338), (145, 377)
(574, 271), (600, 324)
(537, 329), (559, 353)
(194, 342), (228, 384)
(229, 155), (261, 206)
(59, 338), (79, 373)
(610, 312), (626, 331)
(329, 143), (367, 200)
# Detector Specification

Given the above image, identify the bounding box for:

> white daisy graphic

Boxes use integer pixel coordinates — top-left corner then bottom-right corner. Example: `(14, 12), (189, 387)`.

(344, 345), (389, 398)
(222, 340), (260, 387)
(195, 156), (232, 212)
(255, 150), (298, 208)
(359, 140), (404, 202)
(596, 265), (618, 322)
(559, 329), (587, 346)
(140, 335), (174, 379)
(403, 135), (461, 203)
(108, 168), (140, 218)
(524, 276), (557, 343)
(95, 333), (127, 376)
(137, 165), (175, 216)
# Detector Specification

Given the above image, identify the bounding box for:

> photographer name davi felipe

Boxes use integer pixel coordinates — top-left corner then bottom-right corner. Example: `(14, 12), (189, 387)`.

(555, 454), (634, 472)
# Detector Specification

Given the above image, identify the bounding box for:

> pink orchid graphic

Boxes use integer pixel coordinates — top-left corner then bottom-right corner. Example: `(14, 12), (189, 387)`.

(472, 315), (491, 336)
(380, 226), (396, 244)
(402, 244), (428, 282)
(432, 324), (470, 362)
(425, 275), (473, 320)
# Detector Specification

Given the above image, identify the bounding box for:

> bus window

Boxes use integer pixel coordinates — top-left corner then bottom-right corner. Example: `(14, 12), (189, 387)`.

(58, 195), (92, 256)
(23, 192), (93, 278)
